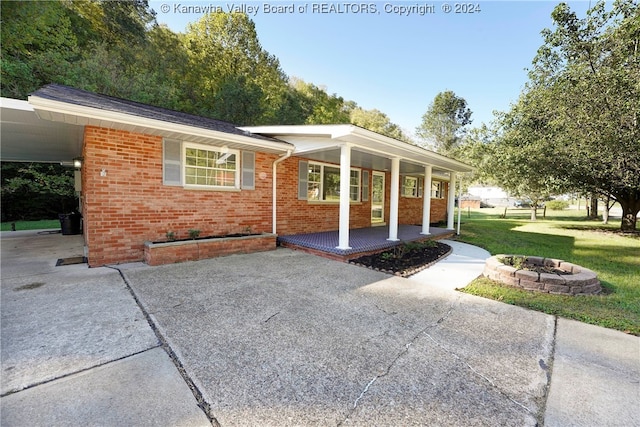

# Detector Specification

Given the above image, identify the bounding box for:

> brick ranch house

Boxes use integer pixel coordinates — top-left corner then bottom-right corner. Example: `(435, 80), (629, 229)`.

(2, 84), (473, 267)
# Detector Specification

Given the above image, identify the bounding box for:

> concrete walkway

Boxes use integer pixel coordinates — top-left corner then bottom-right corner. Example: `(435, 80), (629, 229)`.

(1, 231), (638, 426)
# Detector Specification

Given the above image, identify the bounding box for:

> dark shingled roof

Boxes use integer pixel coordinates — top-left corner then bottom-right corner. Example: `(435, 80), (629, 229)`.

(30, 84), (287, 144)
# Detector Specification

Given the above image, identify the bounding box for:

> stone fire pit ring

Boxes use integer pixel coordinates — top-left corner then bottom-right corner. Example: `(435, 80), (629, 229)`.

(483, 255), (601, 295)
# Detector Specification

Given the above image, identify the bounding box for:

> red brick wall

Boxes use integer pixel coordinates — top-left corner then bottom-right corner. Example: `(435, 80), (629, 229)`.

(274, 156), (371, 235)
(274, 156), (450, 235)
(81, 127), (453, 266)
(82, 126), (276, 267)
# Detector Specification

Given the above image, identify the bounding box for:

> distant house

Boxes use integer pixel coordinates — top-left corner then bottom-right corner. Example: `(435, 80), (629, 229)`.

(1, 84), (473, 266)
(467, 185), (515, 207)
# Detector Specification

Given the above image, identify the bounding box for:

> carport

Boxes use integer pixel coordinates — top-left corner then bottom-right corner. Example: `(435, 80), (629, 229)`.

(1, 97), (86, 246)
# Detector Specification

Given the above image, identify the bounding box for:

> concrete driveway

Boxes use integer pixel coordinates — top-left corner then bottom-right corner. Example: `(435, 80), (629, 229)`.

(2, 231), (638, 426)
(121, 250), (554, 426)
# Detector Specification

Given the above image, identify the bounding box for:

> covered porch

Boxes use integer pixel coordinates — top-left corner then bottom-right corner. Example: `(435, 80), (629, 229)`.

(244, 124), (474, 253)
(278, 224), (455, 260)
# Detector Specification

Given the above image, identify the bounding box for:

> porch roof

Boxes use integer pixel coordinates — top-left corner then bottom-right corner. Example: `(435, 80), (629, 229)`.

(242, 124), (474, 177)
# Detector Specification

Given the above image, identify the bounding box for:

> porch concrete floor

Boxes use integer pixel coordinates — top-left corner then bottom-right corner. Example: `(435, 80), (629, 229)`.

(278, 225), (454, 259)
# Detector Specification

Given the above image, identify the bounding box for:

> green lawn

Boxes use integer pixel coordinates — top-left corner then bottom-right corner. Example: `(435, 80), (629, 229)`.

(1, 219), (61, 232)
(455, 208), (640, 336)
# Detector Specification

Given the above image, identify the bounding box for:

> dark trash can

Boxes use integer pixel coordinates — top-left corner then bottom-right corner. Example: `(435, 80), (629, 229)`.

(59, 212), (82, 235)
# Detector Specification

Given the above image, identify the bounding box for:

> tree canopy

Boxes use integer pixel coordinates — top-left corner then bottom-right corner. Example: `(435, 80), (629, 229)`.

(487, 0), (640, 230)
(416, 90), (473, 154)
(0, 0), (407, 134)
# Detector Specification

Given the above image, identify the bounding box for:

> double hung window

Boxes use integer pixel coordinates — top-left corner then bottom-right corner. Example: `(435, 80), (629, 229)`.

(303, 161), (361, 202)
(163, 139), (253, 190)
(184, 146), (238, 188)
(432, 181), (444, 198)
(402, 176), (425, 198)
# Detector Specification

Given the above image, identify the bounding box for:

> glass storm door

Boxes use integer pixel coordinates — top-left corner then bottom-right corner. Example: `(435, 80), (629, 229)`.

(371, 172), (385, 224)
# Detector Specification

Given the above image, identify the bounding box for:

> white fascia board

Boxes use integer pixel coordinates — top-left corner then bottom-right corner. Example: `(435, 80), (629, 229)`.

(28, 96), (294, 153)
(1, 97), (34, 111)
(242, 124), (474, 173)
(348, 127), (474, 173)
(241, 124), (355, 140)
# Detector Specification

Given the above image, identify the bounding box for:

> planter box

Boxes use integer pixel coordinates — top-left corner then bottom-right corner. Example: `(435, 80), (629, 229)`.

(144, 233), (277, 266)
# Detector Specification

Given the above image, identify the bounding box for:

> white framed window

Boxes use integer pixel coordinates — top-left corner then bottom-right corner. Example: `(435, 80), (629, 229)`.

(402, 176), (419, 197)
(432, 181), (444, 198)
(304, 161), (360, 202)
(184, 144), (239, 188)
(402, 176), (425, 198)
(163, 140), (248, 190)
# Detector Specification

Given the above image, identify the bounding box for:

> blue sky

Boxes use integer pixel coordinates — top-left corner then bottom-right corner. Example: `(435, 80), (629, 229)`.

(149, 1), (592, 136)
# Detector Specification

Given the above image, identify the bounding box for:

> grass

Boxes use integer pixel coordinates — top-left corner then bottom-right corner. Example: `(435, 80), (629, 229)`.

(1, 219), (61, 232)
(455, 208), (640, 335)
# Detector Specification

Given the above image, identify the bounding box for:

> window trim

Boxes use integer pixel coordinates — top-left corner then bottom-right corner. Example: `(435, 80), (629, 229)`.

(306, 160), (361, 203)
(183, 142), (240, 190)
(402, 176), (419, 198)
(431, 180), (444, 199)
(402, 176), (426, 198)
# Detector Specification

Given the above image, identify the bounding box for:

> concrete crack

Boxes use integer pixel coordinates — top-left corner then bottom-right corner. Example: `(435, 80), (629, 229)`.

(106, 266), (219, 427)
(536, 315), (558, 426)
(339, 295), (463, 426)
(422, 332), (534, 416)
(264, 311), (280, 323)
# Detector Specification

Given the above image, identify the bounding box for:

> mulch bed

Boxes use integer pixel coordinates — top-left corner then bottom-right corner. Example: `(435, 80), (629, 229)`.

(349, 242), (452, 277)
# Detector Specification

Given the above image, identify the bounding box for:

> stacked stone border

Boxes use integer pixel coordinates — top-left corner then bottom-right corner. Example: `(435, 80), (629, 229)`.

(483, 255), (601, 295)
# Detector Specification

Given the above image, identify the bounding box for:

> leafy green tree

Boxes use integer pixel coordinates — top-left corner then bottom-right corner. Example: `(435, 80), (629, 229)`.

(286, 78), (351, 124)
(183, 12), (288, 124)
(416, 90), (472, 154)
(1, 163), (76, 221)
(505, 0), (640, 231)
(1, 1), (78, 98)
(349, 107), (410, 141)
(488, 102), (565, 220)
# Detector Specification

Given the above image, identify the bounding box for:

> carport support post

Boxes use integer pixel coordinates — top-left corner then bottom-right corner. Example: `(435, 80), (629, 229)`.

(421, 165), (432, 235)
(336, 143), (352, 250)
(388, 157), (400, 241)
(447, 171), (457, 230)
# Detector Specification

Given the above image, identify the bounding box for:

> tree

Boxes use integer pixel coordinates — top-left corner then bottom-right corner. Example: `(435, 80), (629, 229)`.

(521, 0), (640, 231)
(416, 90), (472, 154)
(349, 107), (411, 142)
(183, 12), (289, 124)
(488, 101), (565, 220)
(0, 1), (78, 98)
(1, 163), (76, 221)
(286, 78), (351, 124)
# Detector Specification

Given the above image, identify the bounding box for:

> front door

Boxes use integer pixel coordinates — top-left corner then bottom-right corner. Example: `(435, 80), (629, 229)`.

(371, 171), (385, 224)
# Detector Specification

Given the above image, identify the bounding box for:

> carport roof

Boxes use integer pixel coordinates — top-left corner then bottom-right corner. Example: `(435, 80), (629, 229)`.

(0, 97), (84, 163)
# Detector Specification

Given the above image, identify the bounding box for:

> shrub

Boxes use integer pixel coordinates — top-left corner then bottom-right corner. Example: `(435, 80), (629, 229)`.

(545, 200), (569, 210)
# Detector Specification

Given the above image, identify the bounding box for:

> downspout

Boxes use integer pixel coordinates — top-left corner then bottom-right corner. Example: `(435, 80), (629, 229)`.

(272, 150), (293, 234)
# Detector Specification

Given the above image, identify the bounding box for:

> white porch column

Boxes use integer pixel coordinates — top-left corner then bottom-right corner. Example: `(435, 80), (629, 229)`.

(447, 171), (456, 230)
(457, 175), (463, 235)
(421, 165), (433, 235)
(388, 157), (400, 241)
(337, 144), (352, 250)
